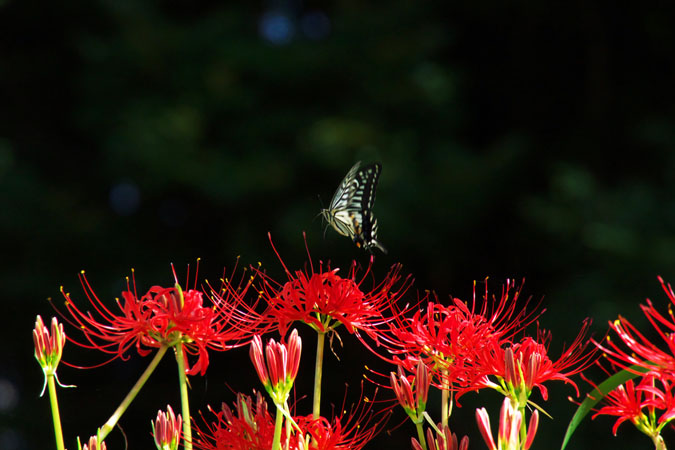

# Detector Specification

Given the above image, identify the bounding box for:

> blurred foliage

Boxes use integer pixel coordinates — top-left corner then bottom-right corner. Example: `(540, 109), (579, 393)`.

(1, 0), (675, 449)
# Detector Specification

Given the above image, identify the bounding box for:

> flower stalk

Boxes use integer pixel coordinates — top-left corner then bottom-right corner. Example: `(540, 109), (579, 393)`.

(175, 342), (193, 450)
(100, 344), (169, 439)
(272, 404), (284, 450)
(313, 331), (326, 418)
(441, 369), (450, 428)
(653, 435), (667, 450)
(415, 422), (427, 450)
(47, 373), (65, 450)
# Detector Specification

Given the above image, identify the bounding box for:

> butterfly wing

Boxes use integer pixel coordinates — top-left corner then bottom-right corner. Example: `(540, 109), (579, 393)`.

(352, 209), (387, 254)
(322, 162), (387, 253)
(347, 163), (387, 253)
(322, 161), (363, 238)
(328, 161), (362, 210)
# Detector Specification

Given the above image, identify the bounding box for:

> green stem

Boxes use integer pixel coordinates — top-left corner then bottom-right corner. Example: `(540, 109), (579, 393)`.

(441, 369), (449, 428)
(47, 374), (65, 450)
(100, 345), (169, 439)
(415, 420), (428, 450)
(519, 406), (527, 447)
(175, 343), (193, 450)
(653, 434), (667, 450)
(313, 332), (326, 418)
(272, 404), (284, 450)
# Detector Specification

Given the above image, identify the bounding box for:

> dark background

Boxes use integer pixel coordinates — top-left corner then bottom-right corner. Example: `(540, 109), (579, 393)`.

(2, 0), (675, 449)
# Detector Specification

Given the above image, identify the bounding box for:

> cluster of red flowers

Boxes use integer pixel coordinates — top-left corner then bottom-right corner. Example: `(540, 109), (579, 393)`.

(53, 265), (266, 375)
(39, 235), (616, 450)
(591, 277), (675, 444)
(378, 278), (595, 406)
(194, 390), (385, 450)
(195, 392), (278, 450)
(379, 280), (538, 389)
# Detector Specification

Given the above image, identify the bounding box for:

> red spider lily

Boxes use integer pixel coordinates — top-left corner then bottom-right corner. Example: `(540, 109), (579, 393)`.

(476, 398), (539, 450)
(257, 233), (413, 344)
(595, 277), (675, 376)
(297, 411), (384, 450)
(390, 359), (429, 422)
(53, 264), (265, 375)
(296, 382), (390, 450)
(195, 388), (387, 450)
(592, 373), (675, 438)
(467, 320), (595, 403)
(379, 279), (540, 391)
(152, 405), (182, 450)
(250, 329), (302, 404)
(33, 315), (66, 375)
(411, 424), (469, 450)
(194, 391), (280, 450)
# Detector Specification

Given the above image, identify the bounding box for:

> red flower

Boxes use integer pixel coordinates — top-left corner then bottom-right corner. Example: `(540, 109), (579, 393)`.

(595, 277), (675, 376)
(411, 424), (469, 450)
(194, 391), (280, 450)
(380, 279), (538, 391)
(298, 409), (384, 450)
(81, 436), (106, 450)
(390, 359), (429, 422)
(592, 373), (675, 438)
(468, 321), (595, 402)
(152, 405), (182, 450)
(250, 329), (302, 405)
(257, 233), (412, 343)
(54, 264), (265, 375)
(195, 387), (387, 450)
(297, 382), (389, 450)
(33, 315), (66, 375)
(476, 398), (539, 450)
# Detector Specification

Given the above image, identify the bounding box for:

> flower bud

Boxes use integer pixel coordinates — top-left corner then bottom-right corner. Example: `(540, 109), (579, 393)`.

(33, 316), (66, 374)
(152, 405), (182, 450)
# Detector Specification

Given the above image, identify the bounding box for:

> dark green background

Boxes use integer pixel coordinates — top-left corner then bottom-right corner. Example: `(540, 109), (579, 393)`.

(2, 0), (675, 449)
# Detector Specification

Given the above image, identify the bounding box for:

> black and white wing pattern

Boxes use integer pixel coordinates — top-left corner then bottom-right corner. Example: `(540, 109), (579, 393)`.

(320, 161), (387, 254)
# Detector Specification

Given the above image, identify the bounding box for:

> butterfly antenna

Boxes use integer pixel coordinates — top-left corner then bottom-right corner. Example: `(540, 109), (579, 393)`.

(314, 193), (327, 220)
(314, 193), (330, 238)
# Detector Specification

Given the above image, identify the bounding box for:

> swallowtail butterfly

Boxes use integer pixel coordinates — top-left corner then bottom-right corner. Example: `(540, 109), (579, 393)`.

(320, 161), (387, 254)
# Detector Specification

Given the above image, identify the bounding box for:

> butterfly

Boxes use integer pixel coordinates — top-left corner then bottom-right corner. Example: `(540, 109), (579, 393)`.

(320, 161), (387, 254)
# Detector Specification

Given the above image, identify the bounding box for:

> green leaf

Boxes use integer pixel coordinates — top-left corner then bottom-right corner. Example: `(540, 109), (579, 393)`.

(560, 365), (650, 450)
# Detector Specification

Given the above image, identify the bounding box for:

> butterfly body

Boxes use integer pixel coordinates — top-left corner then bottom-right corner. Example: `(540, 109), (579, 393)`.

(321, 161), (387, 254)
